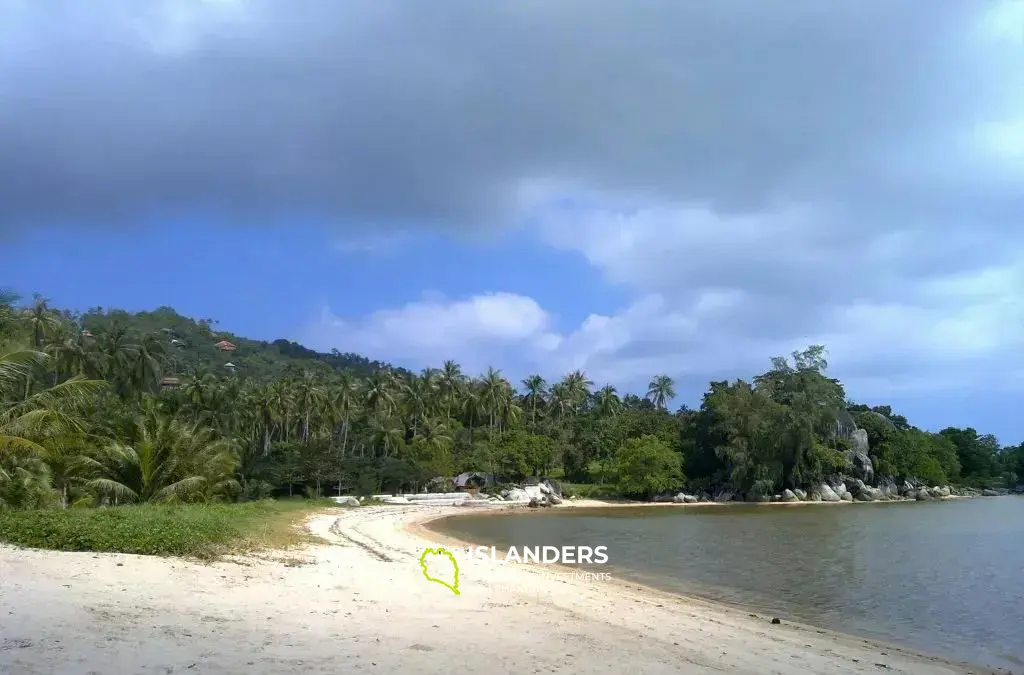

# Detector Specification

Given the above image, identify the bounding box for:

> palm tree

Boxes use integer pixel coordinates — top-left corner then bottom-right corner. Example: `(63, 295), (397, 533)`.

(0, 290), (19, 339)
(129, 333), (166, 402)
(364, 370), (396, 417)
(561, 370), (593, 414)
(438, 360), (464, 423)
(24, 295), (58, 348)
(1, 349), (106, 457)
(328, 372), (357, 459)
(0, 453), (55, 510)
(646, 374), (677, 410)
(595, 384), (621, 417)
(85, 412), (237, 504)
(293, 371), (325, 443)
(521, 374), (547, 426)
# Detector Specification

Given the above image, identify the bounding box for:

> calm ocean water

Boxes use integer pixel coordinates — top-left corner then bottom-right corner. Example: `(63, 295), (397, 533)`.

(428, 497), (1024, 671)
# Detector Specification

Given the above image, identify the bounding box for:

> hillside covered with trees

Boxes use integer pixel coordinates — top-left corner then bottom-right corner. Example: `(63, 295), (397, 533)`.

(1, 290), (1021, 510)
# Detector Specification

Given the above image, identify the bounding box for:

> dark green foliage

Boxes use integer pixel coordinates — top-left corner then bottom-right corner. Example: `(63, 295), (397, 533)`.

(612, 435), (684, 499)
(79, 306), (391, 381)
(2, 291), (1019, 525)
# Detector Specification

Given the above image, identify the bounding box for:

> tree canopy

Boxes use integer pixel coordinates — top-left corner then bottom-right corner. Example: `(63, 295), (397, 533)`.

(1, 291), (1019, 510)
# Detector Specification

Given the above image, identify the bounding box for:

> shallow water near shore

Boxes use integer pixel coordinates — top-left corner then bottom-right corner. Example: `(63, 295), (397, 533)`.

(428, 496), (1024, 672)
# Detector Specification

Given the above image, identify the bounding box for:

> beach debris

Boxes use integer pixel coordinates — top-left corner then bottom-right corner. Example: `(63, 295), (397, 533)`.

(771, 618), (781, 625)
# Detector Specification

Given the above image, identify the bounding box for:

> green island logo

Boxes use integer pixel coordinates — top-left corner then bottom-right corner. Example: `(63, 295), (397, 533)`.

(419, 547), (460, 595)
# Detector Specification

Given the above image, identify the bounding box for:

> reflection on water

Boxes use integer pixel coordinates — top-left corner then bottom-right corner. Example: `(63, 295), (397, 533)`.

(428, 497), (1024, 671)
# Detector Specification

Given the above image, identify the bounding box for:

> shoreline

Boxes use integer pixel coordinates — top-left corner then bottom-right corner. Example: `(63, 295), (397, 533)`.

(394, 504), (988, 674)
(0, 503), (1000, 674)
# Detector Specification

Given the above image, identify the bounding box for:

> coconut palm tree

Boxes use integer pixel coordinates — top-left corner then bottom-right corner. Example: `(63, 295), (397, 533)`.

(561, 370), (593, 414)
(84, 411), (237, 504)
(0, 453), (55, 510)
(595, 384), (622, 417)
(24, 295), (59, 348)
(1, 349), (106, 457)
(646, 374), (676, 410)
(521, 374), (547, 426)
(438, 360), (464, 423)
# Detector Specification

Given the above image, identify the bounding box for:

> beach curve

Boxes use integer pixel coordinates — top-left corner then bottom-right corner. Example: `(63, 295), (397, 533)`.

(0, 503), (996, 674)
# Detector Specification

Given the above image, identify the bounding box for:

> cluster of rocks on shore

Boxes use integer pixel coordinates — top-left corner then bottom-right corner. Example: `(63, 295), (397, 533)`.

(659, 478), (1014, 505)
(492, 480), (564, 507)
(332, 479), (568, 508)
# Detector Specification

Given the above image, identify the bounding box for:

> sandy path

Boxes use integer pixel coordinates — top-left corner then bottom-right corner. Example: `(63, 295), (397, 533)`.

(0, 505), (994, 675)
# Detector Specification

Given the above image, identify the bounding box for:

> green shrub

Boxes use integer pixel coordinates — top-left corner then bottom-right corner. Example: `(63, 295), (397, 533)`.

(561, 482), (622, 500)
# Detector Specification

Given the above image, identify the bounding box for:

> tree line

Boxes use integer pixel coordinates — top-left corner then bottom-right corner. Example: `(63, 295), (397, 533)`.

(1, 292), (1021, 509)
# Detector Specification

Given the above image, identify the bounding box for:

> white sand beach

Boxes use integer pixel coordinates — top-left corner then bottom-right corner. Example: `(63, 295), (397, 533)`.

(0, 504), (994, 674)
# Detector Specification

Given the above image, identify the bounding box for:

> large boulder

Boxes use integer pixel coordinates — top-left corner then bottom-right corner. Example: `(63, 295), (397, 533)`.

(916, 489), (933, 501)
(745, 492), (770, 503)
(334, 496), (360, 507)
(713, 491), (735, 503)
(818, 484), (841, 502)
(781, 489), (799, 502)
(793, 489), (807, 501)
(854, 486), (882, 502)
(846, 429), (875, 484)
(506, 488), (532, 503)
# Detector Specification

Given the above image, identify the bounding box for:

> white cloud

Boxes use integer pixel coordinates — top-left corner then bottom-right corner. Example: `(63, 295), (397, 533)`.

(302, 292), (560, 375)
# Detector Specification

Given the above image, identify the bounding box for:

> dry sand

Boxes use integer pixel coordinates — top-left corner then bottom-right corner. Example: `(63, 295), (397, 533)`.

(0, 503), (995, 674)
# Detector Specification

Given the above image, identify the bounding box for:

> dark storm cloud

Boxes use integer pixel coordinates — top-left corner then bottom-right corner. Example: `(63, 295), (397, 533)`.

(0, 0), (993, 232)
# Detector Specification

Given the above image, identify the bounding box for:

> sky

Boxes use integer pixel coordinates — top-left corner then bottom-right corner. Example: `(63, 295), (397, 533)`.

(2, 0), (1023, 443)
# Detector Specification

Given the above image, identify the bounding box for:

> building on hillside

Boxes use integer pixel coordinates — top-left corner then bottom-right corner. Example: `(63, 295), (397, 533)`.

(224, 362), (237, 373)
(160, 377), (181, 389)
(80, 330), (93, 338)
(215, 340), (236, 352)
(170, 338), (186, 347)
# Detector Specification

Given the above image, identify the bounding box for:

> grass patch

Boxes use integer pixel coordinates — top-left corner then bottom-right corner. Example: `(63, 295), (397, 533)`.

(0, 499), (339, 559)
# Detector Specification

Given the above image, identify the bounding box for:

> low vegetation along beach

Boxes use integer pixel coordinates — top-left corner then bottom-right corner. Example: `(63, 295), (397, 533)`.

(0, 296), (1020, 672)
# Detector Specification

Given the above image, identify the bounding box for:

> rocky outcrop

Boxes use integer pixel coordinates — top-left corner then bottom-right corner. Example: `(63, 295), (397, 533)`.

(781, 489), (799, 502)
(846, 429), (875, 484)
